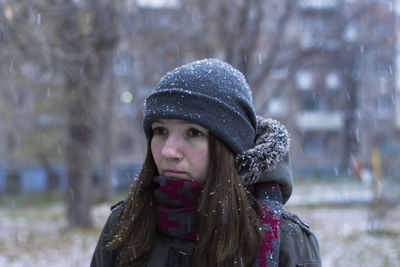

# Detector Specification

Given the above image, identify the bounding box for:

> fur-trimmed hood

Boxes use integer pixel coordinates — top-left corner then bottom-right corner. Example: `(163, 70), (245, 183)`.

(236, 116), (293, 204)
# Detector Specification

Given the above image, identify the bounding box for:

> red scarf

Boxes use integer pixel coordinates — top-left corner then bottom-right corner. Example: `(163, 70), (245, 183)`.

(252, 183), (282, 267)
(153, 176), (281, 267)
(153, 176), (202, 241)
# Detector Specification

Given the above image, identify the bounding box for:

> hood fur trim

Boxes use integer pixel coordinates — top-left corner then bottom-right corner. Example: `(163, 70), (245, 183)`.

(236, 116), (291, 185)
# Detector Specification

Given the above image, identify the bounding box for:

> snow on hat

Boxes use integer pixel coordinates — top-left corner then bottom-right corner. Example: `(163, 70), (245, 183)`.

(143, 58), (257, 154)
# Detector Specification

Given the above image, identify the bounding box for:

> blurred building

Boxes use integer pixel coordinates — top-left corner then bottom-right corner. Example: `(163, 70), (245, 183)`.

(274, 0), (400, 178)
(112, 0), (400, 178)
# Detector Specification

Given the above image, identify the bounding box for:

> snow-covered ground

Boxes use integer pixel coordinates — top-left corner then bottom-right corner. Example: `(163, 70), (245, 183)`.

(285, 205), (400, 267)
(287, 178), (400, 267)
(0, 179), (399, 266)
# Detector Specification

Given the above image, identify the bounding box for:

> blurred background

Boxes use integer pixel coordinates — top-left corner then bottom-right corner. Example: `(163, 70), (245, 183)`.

(0, 0), (399, 266)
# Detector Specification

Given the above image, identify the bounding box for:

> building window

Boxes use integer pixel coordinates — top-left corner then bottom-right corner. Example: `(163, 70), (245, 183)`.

(301, 18), (325, 49)
(325, 71), (341, 90)
(376, 95), (393, 119)
(296, 70), (314, 90)
(302, 132), (324, 155)
(300, 91), (328, 111)
(376, 59), (392, 78)
(302, 132), (337, 157)
(343, 21), (359, 42)
(266, 97), (288, 117)
(137, 0), (180, 8)
(298, 0), (340, 10)
(301, 91), (316, 110)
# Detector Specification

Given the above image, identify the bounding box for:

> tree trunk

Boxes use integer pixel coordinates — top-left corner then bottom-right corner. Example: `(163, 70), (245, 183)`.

(99, 72), (115, 202)
(65, 76), (95, 226)
(6, 169), (20, 193)
(341, 52), (360, 173)
(59, 0), (118, 226)
(37, 153), (59, 193)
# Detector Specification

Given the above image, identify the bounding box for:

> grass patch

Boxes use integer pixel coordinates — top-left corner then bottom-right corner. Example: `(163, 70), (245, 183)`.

(343, 233), (360, 243)
(3, 205), (64, 220)
(0, 190), (128, 221)
(293, 201), (371, 209)
(0, 190), (128, 209)
(293, 176), (357, 186)
(0, 192), (64, 209)
(60, 225), (100, 236)
(368, 229), (400, 238)
(111, 190), (129, 204)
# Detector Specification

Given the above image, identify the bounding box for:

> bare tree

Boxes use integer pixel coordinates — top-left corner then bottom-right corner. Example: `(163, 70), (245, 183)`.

(111, 0), (315, 161)
(185, 0), (316, 113)
(52, 0), (118, 226)
(1, 0), (118, 226)
(0, 1), (61, 189)
(96, 65), (116, 202)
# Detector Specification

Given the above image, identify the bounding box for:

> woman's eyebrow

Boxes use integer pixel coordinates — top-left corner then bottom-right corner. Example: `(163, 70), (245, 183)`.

(152, 119), (164, 124)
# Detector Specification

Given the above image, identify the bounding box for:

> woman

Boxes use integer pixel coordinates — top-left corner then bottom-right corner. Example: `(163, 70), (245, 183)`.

(91, 59), (321, 267)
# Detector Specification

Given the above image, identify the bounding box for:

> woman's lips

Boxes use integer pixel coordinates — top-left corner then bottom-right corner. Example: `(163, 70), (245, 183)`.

(163, 170), (188, 177)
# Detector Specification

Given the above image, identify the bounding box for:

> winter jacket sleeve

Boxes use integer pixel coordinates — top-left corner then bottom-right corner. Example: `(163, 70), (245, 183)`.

(279, 210), (322, 267)
(90, 202), (123, 267)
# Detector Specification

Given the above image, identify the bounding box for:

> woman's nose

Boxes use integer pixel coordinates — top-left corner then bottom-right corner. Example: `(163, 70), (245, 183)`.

(161, 135), (183, 159)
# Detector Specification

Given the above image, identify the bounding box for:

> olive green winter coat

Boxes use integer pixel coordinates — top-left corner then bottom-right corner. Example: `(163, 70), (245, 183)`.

(91, 118), (322, 266)
(91, 203), (321, 267)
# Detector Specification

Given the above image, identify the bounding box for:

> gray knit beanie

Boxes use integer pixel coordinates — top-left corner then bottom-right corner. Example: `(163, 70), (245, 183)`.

(143, 58), (257, 155)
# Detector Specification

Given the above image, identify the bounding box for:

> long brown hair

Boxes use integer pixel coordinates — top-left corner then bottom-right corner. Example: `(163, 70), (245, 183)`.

(107, 135), (262, 266)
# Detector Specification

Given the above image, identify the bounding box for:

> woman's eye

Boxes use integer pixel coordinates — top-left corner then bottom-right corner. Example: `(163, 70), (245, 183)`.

(152, 127), (167, 136)
(188, 128), (203, 137)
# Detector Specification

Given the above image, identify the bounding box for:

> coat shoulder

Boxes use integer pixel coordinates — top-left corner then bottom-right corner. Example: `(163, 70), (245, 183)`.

(111, 200), (125, 212)
(90, 201), (124, 267)
(281, 209), (312, 234)
(279, 209), (322, 267)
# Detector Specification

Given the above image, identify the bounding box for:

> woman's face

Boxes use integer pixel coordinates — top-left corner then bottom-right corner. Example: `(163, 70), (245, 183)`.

(151, 119), (209, 182)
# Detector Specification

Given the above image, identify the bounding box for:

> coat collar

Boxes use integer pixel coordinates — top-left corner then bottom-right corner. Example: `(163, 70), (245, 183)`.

(236, 116), (293, 203)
